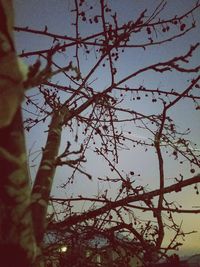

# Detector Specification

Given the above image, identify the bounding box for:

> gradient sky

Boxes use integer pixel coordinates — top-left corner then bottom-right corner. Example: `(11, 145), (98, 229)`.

(13, 0), (200, 256)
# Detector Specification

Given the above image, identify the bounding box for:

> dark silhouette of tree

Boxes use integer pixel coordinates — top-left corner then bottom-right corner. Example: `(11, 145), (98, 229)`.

(0, 0), (200, 266)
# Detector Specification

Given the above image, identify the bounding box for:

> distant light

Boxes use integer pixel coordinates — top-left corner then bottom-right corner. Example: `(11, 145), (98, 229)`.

(60, 246), (67, 253)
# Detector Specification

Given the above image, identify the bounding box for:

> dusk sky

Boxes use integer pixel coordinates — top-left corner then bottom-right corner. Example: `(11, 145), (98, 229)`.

(13, 0), (200, 257)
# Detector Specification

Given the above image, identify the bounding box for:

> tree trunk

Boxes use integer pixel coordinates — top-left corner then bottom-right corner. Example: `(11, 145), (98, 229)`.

(0, 1), (37, 265)
(31, 106), (69, 244)
(0, 110), (37, 266)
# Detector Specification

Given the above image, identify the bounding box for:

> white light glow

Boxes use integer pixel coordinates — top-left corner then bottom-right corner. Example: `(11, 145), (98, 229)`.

(60, 246), (67, 253)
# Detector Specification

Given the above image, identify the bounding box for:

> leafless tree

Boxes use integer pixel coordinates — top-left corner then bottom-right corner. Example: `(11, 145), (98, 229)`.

(0, 0), (200, 266)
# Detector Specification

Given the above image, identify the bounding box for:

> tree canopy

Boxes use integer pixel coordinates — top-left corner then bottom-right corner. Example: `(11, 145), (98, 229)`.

(0, 0), (200, 266)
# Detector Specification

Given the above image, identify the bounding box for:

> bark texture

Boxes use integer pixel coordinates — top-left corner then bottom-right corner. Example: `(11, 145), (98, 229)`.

(0, 0), (37, 266)
(31, 106), (69, 245)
